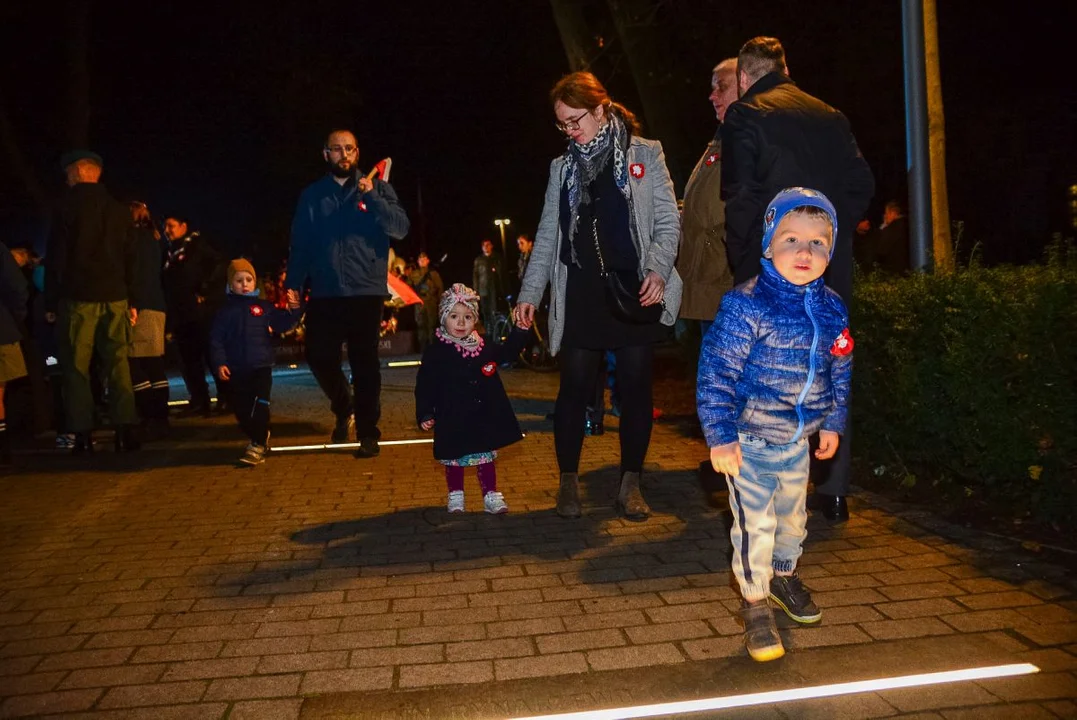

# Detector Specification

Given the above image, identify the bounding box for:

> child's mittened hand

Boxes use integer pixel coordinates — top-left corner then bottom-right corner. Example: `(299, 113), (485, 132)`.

(815, 430), (840, 460)
(710, 441), (742, 477)
(421, 418), (435, 431)
(218, 366), (231, 381)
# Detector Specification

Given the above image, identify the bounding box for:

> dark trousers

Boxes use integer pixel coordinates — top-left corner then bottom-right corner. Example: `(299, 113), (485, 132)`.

(813, 256), (853, 497)
(230, 367), (272, 446)
(172, 320), (211, 407)
(555, 345), (653, 474)
(128, 355), (169, 421)
(304, 296), (383, 440)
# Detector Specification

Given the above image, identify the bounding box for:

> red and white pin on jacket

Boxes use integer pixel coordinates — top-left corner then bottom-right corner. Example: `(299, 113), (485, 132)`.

(629, 163), (645, 179)
(249, 304), (264, 317)
(481, 361), (497, 377)
(830, 328), (854, 356)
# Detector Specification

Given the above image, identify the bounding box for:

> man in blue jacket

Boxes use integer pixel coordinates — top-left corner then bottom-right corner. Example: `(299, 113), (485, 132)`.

(286, 130), (410, 457)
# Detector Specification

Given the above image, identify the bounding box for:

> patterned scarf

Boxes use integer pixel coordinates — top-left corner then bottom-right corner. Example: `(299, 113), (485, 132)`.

(436, 283), (484, 357)
(563, 112), (632, 267)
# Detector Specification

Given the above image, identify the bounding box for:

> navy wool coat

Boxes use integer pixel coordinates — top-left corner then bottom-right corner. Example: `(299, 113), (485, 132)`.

(415, 327), (529, 461)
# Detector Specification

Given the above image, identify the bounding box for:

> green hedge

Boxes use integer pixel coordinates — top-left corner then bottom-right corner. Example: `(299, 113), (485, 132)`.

(851, 245), (1077, 526)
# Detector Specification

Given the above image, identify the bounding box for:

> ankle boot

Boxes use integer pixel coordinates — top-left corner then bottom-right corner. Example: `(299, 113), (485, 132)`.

(73, 432), (94, 456)
(617, 471), (651, 521)
(556, 472), (581, 518)
(115, 425), (142, 453)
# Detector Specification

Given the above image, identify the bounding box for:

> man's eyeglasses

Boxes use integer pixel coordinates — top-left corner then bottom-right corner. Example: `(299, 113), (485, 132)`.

(327, 144), (358, 155)
(554, 110), (591, 134)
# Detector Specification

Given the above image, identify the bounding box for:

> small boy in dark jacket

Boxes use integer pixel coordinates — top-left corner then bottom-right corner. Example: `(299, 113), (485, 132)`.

(415, 283), (529, 514)
(210, 259), (298, 465)
(697, 188), (853, 662)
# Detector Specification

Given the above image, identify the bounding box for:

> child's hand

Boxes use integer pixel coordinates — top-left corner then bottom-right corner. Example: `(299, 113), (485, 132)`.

(218, 366), (231, 381)
(421, 418), (435, 431)
(815, 430), (840, 460)
(710, 440), (742, 477)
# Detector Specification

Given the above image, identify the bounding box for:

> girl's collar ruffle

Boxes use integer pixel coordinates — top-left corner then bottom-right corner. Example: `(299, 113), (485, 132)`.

(436, 327), (484, 358)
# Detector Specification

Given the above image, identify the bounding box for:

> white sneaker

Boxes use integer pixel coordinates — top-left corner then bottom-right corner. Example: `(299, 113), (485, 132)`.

(447, 490), (465, 513)
(483, 491), (509, 514)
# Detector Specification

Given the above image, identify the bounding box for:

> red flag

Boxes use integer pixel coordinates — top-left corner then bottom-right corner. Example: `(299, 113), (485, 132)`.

(387, 272), (422, 306)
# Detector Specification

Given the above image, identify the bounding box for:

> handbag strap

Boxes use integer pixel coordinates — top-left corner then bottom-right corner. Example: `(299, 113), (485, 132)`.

(591, 217), (608, 277)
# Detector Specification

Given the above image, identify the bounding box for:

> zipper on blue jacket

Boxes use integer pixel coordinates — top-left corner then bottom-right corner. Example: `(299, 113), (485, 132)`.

(791, 292), (819, 443)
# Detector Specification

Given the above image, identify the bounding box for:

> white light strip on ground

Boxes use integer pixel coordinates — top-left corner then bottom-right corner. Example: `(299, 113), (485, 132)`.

(270, 438), (434, 452)
(507, 663), (1039, 720)
(387, 360), (422, 368)
(167, 397), (219, 407)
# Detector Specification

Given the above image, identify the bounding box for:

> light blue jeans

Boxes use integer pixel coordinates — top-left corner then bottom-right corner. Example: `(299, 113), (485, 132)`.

(725, 432), (810, 601)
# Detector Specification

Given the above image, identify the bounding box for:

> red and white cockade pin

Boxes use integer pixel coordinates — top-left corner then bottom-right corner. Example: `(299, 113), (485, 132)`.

(249, 304), (264, 317)
(629, 163), (645, 179)
(705, 153), (719, 166)
(830, 328), (854, 356)
(358, 200), (368, 212)
(481, 362), (497, 377)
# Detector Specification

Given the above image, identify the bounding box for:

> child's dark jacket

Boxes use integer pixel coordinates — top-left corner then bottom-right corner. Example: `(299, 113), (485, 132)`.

(209, 294), (299, 372)
(415, 327), (529, 460)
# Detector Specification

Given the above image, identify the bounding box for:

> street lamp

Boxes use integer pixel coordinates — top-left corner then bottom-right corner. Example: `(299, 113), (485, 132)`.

(494, 218), (511, 255)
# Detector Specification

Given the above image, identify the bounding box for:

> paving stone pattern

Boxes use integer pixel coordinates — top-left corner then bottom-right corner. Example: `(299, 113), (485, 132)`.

(1, 366), (1075, 718)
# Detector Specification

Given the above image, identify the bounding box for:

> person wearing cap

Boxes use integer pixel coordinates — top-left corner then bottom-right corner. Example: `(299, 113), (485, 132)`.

(697, 188), (853, 662)
(44, 150), (141, 454)
(721, 36), (874, 523)
(209, 259), (299, 465)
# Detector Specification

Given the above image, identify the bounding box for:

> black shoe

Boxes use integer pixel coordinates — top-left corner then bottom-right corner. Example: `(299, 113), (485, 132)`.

(740, 600), (785, 662)
(114, 425), (142, 452)
(808, 493), (849, 523)
(176, 402), (210, 419)
(331, 415), (354, 445)
(354, 436), (380, 458)
(769, 572), (822, 624)
(72, 432), (95, 456)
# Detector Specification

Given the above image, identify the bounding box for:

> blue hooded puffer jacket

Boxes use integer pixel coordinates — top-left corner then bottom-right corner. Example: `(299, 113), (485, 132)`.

(696, 188), (853, 448)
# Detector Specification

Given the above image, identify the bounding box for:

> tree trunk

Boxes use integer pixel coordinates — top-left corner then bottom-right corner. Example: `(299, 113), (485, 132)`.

(549, 0), (593, 71)
(923, 0), (954, 272)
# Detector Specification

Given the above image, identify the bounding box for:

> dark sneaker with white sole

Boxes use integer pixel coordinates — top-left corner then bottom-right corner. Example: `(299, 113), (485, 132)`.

(769, 572), (822, 624)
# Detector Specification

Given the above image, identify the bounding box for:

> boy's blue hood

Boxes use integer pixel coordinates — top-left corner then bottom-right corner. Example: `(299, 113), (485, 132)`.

(761, 187), (838, 259)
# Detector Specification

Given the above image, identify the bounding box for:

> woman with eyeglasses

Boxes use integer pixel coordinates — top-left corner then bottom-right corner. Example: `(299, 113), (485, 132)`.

(516, 71), (682, 521)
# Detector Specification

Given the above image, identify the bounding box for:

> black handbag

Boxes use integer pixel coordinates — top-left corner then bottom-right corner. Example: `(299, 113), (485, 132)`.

(591, 217), (663, 325)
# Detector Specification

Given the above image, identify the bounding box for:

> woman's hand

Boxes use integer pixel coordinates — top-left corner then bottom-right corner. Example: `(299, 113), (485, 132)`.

(516, 303), (536, 329)
(421, 418), (435, 431)
(218, 366), (231, 381)
(639, 271), (665, 307)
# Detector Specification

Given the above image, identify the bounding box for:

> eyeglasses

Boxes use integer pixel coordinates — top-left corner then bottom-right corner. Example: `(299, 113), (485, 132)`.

(327, 144), (358, 155)
(554, 110), (591, 134)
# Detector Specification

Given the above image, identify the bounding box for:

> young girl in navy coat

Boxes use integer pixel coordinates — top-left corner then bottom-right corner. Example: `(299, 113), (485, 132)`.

(209, 259), (299, 465)
(415, 283), (529, 513)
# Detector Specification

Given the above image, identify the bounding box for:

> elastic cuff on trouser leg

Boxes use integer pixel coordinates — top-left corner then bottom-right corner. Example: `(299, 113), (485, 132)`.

(772, 558), (797, 575)
(740, 580), (771, 603)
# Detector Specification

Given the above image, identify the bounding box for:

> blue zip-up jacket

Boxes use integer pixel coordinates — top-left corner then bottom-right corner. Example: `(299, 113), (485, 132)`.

(209, 294), (300, 373)
(285, 175), (410, 298)
(697, 258), (852, 448)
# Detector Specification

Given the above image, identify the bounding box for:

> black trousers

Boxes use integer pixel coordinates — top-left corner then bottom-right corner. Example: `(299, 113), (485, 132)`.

(230, 367), (272, 446)
(304, 296), (383, 440)
(172, 320), (211, 407)
(128, 355), (169, 421)
(555, 345), (653, 474)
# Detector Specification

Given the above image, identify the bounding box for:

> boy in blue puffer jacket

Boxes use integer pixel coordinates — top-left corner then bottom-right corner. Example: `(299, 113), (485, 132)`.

(697, 188), (853, 662)
(210, 259), (299, 465)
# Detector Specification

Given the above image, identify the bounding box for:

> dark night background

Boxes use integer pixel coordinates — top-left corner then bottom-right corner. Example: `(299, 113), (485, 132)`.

(2, 1), (1074, 286)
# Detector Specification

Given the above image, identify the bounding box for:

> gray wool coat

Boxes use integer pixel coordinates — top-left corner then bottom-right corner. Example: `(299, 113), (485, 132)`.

(518, 136), (683, 355)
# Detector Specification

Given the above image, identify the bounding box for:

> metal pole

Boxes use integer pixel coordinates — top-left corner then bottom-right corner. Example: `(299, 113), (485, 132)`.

(902, 0), (932, 272)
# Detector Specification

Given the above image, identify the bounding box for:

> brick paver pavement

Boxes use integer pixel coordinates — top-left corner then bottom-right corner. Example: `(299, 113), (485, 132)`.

(2, 363), (1075, 719)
